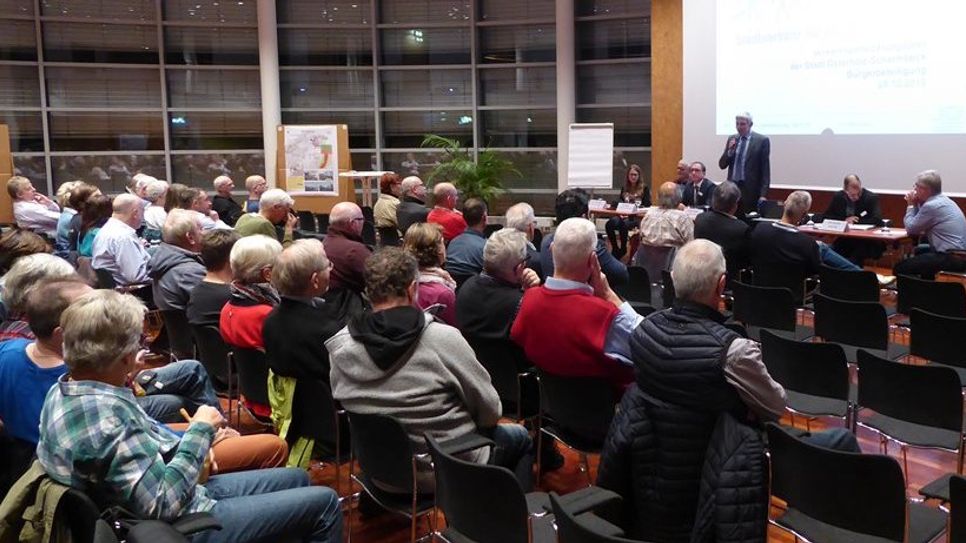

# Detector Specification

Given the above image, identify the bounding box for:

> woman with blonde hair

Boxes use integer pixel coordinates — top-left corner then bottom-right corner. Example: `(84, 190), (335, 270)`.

(403, 222), (458, 326)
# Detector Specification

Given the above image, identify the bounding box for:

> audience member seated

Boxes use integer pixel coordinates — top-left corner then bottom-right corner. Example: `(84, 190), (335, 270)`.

(77, 194), (112, 259)
(327, 247), (534, 491)
(128, 173), (156, 210)
(323, 201), (372, 295)
(404, 222), (458, 325)
(165, 182), (190, 213)
(142, 179), (170, 242)
(395, 175), (429, 236)
(212, 175), (243, 226)
(680, 161), (715, 208)
(65, 183), (101, 255)
(53, 181), (82, 259)
(638, 181), (694, 248)
(540, 188), (629, 286)
(444, 198), (488, 284)
(148, 209), (206, 312)
(7, 175), (60, 238)
(894, 169), (966, 279)
(219, 234), (283, 419)
(1, 254), (76, 342)
(504, 202), (543, 279)
(235, 188), (297, 246)
(604, 164), (649, 260)
(36, 290), (342, 542)
(244, 174), (268, 213)
(0, 229), (51, 279)
(373, 172), (402, 235)
(187, 229), (241, 327)
(179, 187), (231, 231)
(693, 181), (750, 284)
(513, 218), (641, 392)
(598, 240), (860, 541)
(427, 182), (467, 242)
(824, 173), (885, 264)
(91, 193), (151, 286)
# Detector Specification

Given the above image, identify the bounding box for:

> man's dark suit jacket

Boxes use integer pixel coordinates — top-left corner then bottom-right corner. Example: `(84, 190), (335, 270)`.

(396, 196), (428, 237)
(681, 178), (716, 208)
(823, 188), (882, 226)
(718, 131), (771, 216)
(694, 210), (750, 283)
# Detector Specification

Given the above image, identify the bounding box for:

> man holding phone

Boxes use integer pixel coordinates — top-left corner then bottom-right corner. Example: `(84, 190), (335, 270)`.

(234, 188), (299, 247)
(718, 112), (771, 218)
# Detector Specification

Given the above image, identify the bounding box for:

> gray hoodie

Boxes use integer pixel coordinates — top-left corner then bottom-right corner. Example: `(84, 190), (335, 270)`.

(147, 243), (205, 312)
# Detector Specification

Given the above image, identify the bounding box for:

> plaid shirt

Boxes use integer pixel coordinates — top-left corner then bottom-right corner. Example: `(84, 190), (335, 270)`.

(37, 376), (216, 521)
(639, 208), (694, 247)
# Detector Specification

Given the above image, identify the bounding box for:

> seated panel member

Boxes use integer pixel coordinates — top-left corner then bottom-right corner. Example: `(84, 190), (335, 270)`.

(823, 173), (884, 264)
(894, 169), (966, 279)
(680, 162), (715, 208)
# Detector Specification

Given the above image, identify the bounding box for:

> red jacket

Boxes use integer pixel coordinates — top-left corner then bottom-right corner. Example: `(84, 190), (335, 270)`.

(427, 207), (468, 242)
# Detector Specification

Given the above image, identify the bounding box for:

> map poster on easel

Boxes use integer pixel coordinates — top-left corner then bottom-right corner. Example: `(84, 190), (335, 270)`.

(283, 125), (340, 195)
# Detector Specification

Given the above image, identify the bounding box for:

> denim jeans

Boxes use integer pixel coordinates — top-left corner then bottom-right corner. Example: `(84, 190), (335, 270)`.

(817, 241), (861, 271)
(190, 468), (342, 543)
(485, 423), (534, 492)
(137, 360), (220, 423)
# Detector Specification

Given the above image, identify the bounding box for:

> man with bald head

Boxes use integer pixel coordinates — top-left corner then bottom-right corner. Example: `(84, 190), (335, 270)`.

(91, 193), (151, 285)
(323, 201), (372, 294)
(427, 182), (467, 242)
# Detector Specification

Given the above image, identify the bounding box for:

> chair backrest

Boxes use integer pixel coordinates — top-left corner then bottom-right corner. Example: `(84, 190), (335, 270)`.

(759, 329), (849, 402)
(632, 245), (675, 290)
(0, 433), (36, 499)
(660, 270), (675, 309)
(297, 210), (317, 232)
(538, 371), (616, 445)
(897, 274), (966, 317)
(818, 265), (879, 302)
(483, 224), (502, 238)
(766, 423), (908, 542)
(94, 268), (117, 289)
(426, 435), (528, 543)
(291, 378), (343, 449)
(758, 200), (783, 219)
(856, 349), (963, 433)
(751, 263), (807, 306)
(60, 487), (104, 543)
(615, 266), (651, 305)
(315, 213), (330, 234)
(232, 347), (270, 407)
(731, 281), (796, 332)
(910, 308), (966, 367)
(160, 310), (194, 360)
(813, 293), (887, 350)
(549, 492), (637, 543)
(346, 411), (416, 492)
(951, 475), (966, 543)
(467, 337), (530, 413)
(361, 206), (376, 245)
(190, 325), (232, 392)
(377, 226), (401, 246)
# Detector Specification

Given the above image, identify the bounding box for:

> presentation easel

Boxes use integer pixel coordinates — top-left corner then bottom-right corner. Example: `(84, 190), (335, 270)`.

(0, 125), (13, 224)
(275, 124), (354, 214)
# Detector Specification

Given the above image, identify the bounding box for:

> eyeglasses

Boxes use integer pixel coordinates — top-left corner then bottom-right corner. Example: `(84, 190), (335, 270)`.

(351, 217), (365, 222)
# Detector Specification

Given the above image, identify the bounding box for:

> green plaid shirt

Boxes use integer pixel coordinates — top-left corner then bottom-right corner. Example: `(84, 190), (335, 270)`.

(37, 376), (216, 521)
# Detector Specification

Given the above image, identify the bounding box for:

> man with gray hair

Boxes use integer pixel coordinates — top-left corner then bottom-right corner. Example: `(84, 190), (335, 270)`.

(91, 193), (151, 286)
(505, 202), (543, 278)
(396, 175), (429, 236)
(211, 175), (243, 226)
(323, 201), (372, 294)
(511, 217), (643, 392)
(147, 208), (205, 313)
(718, 112), (770, 217)
(694, 181), (750, 283)
(235, 188), (298, 246)
(894, 169), (966, 278)
(427, 182), (467, 242)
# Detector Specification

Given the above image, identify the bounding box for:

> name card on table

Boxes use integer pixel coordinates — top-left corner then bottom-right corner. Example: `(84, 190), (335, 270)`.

(588, 199), (608, 211)
(615, 202), (638, 214)
(816, 219), (848, 232)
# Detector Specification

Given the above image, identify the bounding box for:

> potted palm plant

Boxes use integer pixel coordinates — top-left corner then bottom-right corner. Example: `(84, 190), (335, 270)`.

(420, 134), (520, 205)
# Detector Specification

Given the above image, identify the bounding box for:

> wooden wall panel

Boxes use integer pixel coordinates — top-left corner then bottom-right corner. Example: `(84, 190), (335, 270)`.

(0, 125), (13, 224)
(650, 0), (683, 202)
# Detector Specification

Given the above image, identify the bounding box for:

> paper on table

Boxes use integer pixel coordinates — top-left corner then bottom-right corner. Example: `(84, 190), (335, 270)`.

(848, 224), (875, 231)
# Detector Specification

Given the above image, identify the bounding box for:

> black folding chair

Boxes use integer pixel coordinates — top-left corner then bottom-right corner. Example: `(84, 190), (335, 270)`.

(818, 265), (880, 303)
(759, 330), (853, 430)
(766, 423), (947, 543)
(897, 274), (966, 321)
(751, 263), (812, 306)
(315, 213), (330, 234)
(952, 475), (966, 543)
(190, 324), (233, 395)
(549, 492), (640, 543)
(856, 349), (965, 477)
(377, 226), (401, 246)
(614, 266), (651, 305)
(483, 224), (503, 238)
(660, 270), (675, 310)
(731, 281), (811, 341)
(361, 206), (376, 245)
(230, 347), (272, 427)
(160, 309), (194, 361)
(910, 308), (966, 383)
(467, 337), (538, 422)
(813, 293), (908, 362)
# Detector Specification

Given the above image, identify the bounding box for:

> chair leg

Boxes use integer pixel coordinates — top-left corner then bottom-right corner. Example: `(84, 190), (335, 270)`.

(901, 445), (909, 479)
(958, 440), (965, 475)
(580, 452), (592, 487)
(534, 417), (544, 487)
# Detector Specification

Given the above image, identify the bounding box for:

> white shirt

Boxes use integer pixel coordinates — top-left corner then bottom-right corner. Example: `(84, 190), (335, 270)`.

(91, 217), (150, 285)
(143, 205), (167, 231)
(13, 200), (61, 237)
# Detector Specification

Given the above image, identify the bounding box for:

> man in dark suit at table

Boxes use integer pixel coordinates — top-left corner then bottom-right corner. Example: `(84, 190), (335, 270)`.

(823, 173), (884, 264)
(681, 161), (715, 208)
(718, 112), (770, 218)
(694, 181), (749, 284)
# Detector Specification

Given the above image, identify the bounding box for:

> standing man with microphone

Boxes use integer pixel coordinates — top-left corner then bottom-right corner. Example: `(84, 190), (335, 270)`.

(719, 112), (771, 218)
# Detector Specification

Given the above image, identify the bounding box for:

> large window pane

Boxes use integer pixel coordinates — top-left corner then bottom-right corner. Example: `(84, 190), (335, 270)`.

(576, 18), (650, 60)
(43, 22), (158, 63)
(479, 66), (555, 106)
(163, 0), (256, 24)
(576, 106), (650, 147)
(0, 0), (34, 16)
(493, 150), (557, 190)
(278, 28), (372, 66)
(168, 112), (262, 150)
(381, 151), (441, 179)
(576, 0), (649, 17)
(379, 1), (470, 24)
(280, 70), (373, 108)
(46, 67), (161, 108)
(480, 0), (553, 21)
(277, 0), (371, 24)
(479, 25), (555, 63)
(481, 109), (555, 147)
(577, 62), (650, 104)
(383, 110), (473, 148)
(381, 69), (471, 107)
(0, 65), (40, 107)
(51, 154), (166, 193)
(0, 19), (37, 61)
(380, 29), (470, 65)
(281, 111), (376, 149)
(164, 26), (259, 65)
(2, 112), (44, 152)
(349, 151), (377, 172)
(167, 69), (260, 109)
(49, 111), (164, 151)
(12, 156), (46, 190)
(41, 0), (155, 21)
(171, 152), (265, 187)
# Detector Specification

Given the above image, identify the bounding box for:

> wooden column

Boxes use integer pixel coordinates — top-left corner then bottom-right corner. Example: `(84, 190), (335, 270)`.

(650, 0), (683, 201)
(0, 125), (13, 224)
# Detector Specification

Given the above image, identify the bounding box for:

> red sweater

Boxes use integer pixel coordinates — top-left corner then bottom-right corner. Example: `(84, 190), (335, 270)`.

(510, 286), (631, 389)
(219, 301), (273, 417)
(427, 207), (468, 242)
